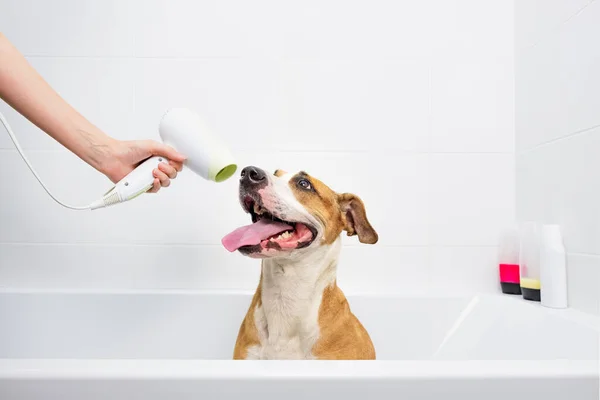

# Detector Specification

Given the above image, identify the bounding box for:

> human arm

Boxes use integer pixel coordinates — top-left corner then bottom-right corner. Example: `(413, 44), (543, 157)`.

(0, 32), (185, 191)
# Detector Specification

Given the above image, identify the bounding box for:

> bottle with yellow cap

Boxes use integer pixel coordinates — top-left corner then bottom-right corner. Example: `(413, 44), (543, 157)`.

(519, 222), (541, 301)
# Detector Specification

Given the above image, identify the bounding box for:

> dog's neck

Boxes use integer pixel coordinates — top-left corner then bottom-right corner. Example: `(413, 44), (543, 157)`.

(258, 237), (342, 345)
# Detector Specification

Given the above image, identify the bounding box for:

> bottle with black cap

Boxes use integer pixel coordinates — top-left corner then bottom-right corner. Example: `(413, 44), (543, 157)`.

(498, 225), (521, 295)
(519, 222), (541, 302)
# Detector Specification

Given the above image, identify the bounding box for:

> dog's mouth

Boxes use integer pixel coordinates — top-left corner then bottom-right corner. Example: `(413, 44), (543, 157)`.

(221, 196), (317, 256)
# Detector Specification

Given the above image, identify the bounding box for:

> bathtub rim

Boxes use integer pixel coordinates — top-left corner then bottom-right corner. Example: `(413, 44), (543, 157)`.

(0, 359), (597, 381)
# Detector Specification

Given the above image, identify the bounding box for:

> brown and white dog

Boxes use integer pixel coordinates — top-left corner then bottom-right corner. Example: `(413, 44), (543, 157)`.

(221, 166), (378, 360)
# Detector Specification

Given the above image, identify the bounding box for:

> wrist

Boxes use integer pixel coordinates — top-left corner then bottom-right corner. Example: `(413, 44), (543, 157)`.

(76, 127), (120, 176)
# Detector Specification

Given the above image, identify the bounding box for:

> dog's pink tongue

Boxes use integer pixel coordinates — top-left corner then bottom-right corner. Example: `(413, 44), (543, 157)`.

(222, 219), (293, 252)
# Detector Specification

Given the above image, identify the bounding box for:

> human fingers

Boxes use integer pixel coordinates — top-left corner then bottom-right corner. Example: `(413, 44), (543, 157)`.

(153, 168), (170, 188)
(148, 178), (161, 193)
(158, 162), (177, 179)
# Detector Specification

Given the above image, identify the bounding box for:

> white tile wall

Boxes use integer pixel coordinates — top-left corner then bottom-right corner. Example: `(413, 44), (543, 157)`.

(515, 0), (593, 50)
(428, 154), (515, 246)
(0, 243), (259, 291)
(429, 247), (500, 294)
(516, 129), (600, 255)
(132, 58), (284, 153)
(134, 0), (284, 59)
(276, 59), (431, 153)
(567, 254), (600, 316)
(515, 0), (600, 315)
(431, 0), (513, 60)
(430, 57), (514, 153)
(0, 0), (514, 296)
(133, 0), (433, 60)
(0, 0), (134, 57)
(515, 0), (600, 152)
(0, 58), (135, 150)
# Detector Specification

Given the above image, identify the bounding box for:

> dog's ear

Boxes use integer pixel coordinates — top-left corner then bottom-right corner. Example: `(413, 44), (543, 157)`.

(337, 193), (378, 244)
(274, 169), (287, 177)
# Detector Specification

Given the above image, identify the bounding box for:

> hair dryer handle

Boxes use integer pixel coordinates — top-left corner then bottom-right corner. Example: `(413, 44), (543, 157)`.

(115, 155), (166, 201)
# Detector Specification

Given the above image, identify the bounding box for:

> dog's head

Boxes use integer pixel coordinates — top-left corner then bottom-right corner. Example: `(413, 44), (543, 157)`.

(221, 166), (378, 258)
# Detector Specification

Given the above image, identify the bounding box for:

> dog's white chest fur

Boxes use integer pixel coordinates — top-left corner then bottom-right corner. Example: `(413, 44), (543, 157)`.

(245, 241), (339, 360)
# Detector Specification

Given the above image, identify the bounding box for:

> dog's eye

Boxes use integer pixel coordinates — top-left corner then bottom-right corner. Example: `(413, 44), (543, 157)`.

(298, 179), (312, 190)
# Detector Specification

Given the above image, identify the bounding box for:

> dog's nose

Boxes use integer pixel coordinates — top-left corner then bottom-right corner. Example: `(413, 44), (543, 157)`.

(240, 166), (267, 186)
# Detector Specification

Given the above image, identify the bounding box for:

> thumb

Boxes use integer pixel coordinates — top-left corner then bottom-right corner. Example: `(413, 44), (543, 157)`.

(142, 140), (187, 163)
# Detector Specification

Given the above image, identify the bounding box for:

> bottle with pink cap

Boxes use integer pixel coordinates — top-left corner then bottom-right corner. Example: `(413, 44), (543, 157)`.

(497, 225), (521, 295)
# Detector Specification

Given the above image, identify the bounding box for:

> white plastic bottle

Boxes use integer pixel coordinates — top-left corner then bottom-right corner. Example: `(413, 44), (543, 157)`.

(519, 222), (541, 301)
(497, 225), (521, 295)
(540, 224), (568, 309)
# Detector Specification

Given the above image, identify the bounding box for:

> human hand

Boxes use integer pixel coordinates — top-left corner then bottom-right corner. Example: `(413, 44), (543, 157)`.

(100, 139), (186, 193)
(0, 32), (185, 193)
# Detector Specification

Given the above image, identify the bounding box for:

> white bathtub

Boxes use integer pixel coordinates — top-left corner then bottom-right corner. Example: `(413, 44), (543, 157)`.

(0, 290), (597, 399)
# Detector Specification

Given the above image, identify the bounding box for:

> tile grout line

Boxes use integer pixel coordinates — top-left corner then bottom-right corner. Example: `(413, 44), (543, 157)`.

(568, 252), (600, 258)
(517, 0), (596, 53)
(0, 242), (499, 248)
(563, 0), (597, 25)
(22, 55), (432, 62)
(0, 148), (514, 155)
(518, 123), (600, 156)
(426, 62), (435, 286)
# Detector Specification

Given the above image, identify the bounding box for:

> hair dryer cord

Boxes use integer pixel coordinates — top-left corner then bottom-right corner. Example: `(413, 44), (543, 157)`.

(0, 110), (96, 210)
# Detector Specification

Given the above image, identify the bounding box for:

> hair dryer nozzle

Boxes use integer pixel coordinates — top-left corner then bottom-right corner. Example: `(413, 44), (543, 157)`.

(159, 108), (237, 182)
(214, 163), (238, 182)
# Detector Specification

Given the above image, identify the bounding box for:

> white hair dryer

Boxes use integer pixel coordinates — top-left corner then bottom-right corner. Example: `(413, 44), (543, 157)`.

(0, 107), (238, 210)
(91, 108), (237, 209)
